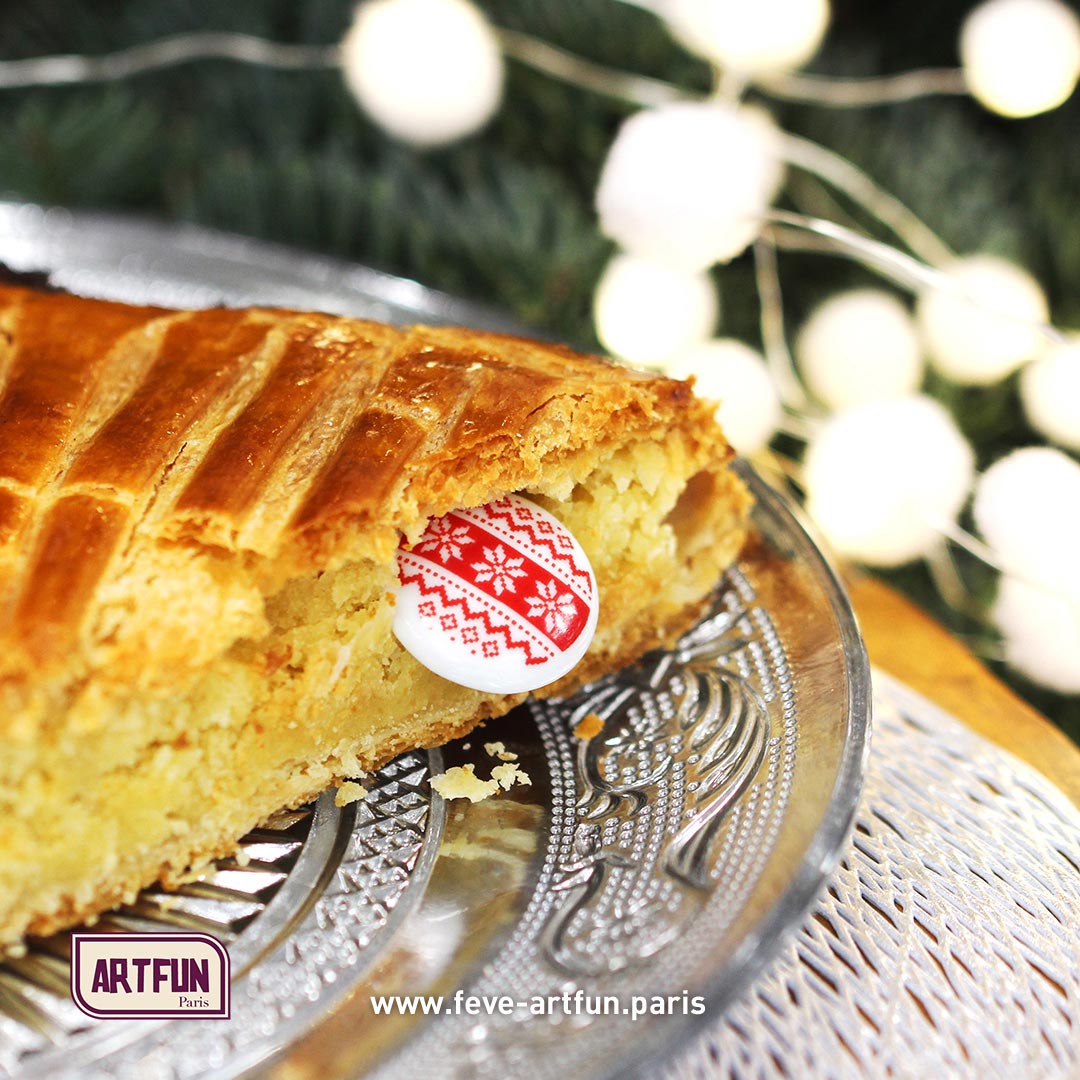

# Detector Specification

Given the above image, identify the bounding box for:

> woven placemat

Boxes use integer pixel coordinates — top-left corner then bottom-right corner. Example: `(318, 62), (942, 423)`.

(669, 670), (1080, 1079)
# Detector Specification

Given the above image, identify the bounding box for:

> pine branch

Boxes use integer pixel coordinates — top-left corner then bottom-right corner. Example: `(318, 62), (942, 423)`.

(0, 88), (162, 205)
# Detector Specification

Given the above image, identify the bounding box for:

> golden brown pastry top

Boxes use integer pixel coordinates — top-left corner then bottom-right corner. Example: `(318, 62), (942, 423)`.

(0, 282), (731, 692)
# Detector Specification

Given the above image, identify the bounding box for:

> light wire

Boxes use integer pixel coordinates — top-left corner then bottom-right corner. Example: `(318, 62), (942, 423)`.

(0, 32), (340, 87)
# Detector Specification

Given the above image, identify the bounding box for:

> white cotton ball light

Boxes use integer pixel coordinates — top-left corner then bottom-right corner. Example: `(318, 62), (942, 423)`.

(795, 289), (923, 410)
(665, 0), (830, 76)
(974, 447), (1080, 692)
(803, 395), (974, 567)
(593, 253), (719, 366)
(960, 0), (1080, 118)
(340, 0), (504, 146)
(1020, 337), (1080, 451)
(595, 102), (784, 271)
(916, 255), (1049, 385)
(993, 575), (1080, 694)
(973, 447), (1080, 586)
(663, 339), (781, 455)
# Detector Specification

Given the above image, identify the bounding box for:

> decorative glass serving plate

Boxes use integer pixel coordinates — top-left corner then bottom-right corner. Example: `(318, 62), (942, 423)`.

(0, 203), (870, 1080)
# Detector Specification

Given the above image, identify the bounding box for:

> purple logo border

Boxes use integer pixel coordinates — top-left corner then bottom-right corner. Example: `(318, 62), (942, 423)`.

(70, 932), (231, 1020)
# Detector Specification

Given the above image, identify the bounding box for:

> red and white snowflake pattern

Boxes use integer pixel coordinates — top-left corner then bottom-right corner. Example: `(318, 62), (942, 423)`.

(525, 579), (579, 638)
(417, 516), (473, 564)
(394, 494), (598, 691)
(471, 543), (527, 596)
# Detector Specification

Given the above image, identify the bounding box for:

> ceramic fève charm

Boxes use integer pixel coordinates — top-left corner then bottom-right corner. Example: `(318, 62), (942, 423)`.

(393, 495), (599, 693)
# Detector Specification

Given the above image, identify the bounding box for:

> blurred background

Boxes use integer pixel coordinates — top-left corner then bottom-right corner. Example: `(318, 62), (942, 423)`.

(0, 0), (1078, 733)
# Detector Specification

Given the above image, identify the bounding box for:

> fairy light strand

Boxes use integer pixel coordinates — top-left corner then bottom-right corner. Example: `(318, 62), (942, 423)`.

(764, 210), (950, 291)
(923, 539), (991, 623)
(0, 26), (689, 111)
(0, 33), (340, 87)
(778, 132), (955, 267)
(496, 28), (688, 108)
(752, 236), (812, 411)
(0, 27), (970, 112)
(756, 67), (969, 107)
(764, 208), (1063, 347)
(0, 27), (971, 279)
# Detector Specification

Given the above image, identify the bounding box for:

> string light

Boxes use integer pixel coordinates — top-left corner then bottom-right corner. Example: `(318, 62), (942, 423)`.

(663, 0), (830, 76)
(593, 253), (718, 367)
(1020, 337), (1080, 451)
(661, 339), (782, 455)
(795, 289), (923, 410)
(974, 449), (1080, 692)
(804, 395), (974, 567)
(340, 0), (504, 146)
(993, 576), (1080, 693)
(916, 255), (1049, 385)
(595, 101), (784, 270)
(960, 0), (1080, 118)
(973, 447), (1080, 585)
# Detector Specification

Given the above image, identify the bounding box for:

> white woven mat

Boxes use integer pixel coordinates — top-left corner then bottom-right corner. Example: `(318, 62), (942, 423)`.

(669, 670), (1080, 1080)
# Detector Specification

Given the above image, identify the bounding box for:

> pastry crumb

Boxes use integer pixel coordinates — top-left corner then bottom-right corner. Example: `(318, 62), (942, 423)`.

(491, 762), (531, 791)
(163, 860), (213, 888)
(573, 712), (604, 740)
(431, 764), (499, 802)
(483, 740), (517, 762)
(334, 781), (369, 807)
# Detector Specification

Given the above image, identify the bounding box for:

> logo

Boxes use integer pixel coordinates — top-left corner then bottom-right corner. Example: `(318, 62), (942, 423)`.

(70, 933), (230, 1019)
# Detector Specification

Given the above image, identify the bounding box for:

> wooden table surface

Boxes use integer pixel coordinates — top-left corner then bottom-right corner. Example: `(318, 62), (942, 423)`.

(849, 576), (1080, 807)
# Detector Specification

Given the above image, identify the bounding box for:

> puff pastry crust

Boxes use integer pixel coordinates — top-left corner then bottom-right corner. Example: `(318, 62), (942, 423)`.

(0, 282), (750, 944)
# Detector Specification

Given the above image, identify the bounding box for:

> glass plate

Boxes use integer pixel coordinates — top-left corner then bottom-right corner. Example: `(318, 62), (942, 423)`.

(0, 202), (870, 1080)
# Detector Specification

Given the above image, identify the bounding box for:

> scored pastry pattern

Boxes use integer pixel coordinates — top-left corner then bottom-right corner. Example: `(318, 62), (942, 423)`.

(0, 288), (657, 675)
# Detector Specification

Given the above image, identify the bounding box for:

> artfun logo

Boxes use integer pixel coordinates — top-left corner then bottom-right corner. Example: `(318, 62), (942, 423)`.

(70, 933), (230, 1019)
